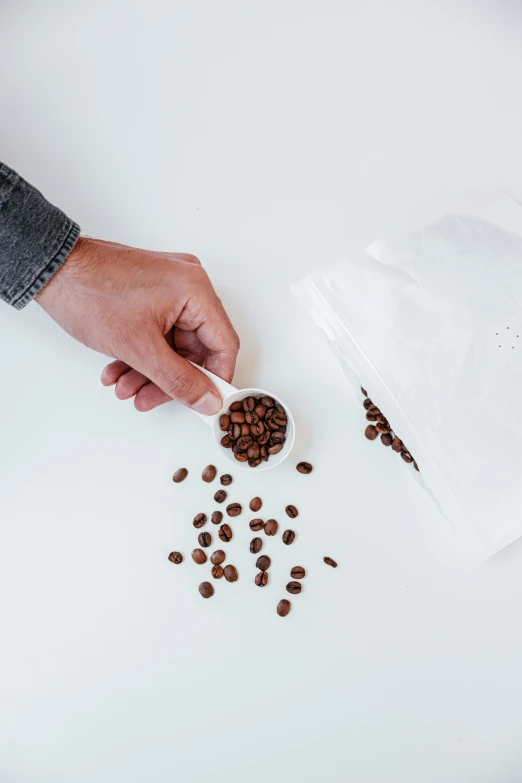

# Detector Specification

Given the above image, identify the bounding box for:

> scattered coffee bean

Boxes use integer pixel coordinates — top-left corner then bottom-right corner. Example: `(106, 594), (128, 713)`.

(324, 556), (337, 568)
(210, 550), (226, 565)
(226, 502), (242, 517)
(198, 531), (212, 548)
(211, 564), (224, 579)
(224, 565), (238, 582)
(229, 400), (243, 412)
(256, 555), (271, 571)
(220, 414), (231, 431)
(296, 461), (313, 474)
(255, 571), (268, 587)
(218, 524), (233, 543)
(220, 474), (233, 486)
(199, 581), (214, 598)
(381, 433), (393, 447)
(172, 468), (188, 483)
(214, 490), (227, 503)
(365, 425), (378, 441)
(249, 497), (262, 512)
(250, 537), (263, 554)
(202, 464), (217, 483)
(192, 548), (207, 565)
(193, 513), (207, 528)
(285, 505), (298, 518)
(264, 519), (278, 536)
(282, 529), (296, 545)
(286, 581), (302, 595)
(211, 511), (223, 525)
(290, 566), (305, 579)
(168, 551), (183, 564)
(277, 599), (291, 617)
(250, 518), (264, 532)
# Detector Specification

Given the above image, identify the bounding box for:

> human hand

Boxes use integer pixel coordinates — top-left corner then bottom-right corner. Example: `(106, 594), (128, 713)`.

(36, 237), (240, 413)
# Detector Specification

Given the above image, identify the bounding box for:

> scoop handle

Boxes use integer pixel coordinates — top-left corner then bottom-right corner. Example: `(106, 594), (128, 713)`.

(189, 363), (238, 426)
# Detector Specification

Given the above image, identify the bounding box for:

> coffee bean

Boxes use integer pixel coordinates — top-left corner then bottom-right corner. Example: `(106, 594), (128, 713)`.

(255, 571), (268, 587)
(241, 423), (251, 436)
(282, 529), (296, 545)
(296, 462), (313, 474)
(235, 452), (248, 463)
(172, 468), (188, 483)
(286, 581), (302, 594)
(285, 505), (298, 518)
(277, 599), (291, 617)
(230, 411), (245, 424)
(218, 524), (233, 542)
(381, 433), (393, 447)
(247, 444), (260, 460)
(245, 412), (259, 425)
(376, 422), (391, 434)
(249, 497), (262, 512)
(401, 451), (413, 463)
(202, 465), (217, 483)
(268, 443), (283, 455)
(242, 396), (256, 412)
(260, 395), (275, 408)
(414, 461), (419, 471)
(250, 537), (263, 554)
(324, 556), (337, 568)
(221, 435), (232, 448)
(236, 436), (252, 452)
(270, 431), (285, 444)
(168, 551), (183, 564)
(267, 419), (280, 433)
(258, 429), (270, 445)
(193, 513), (207, 528)
(199, 581), (214, 598)
(226, 503), (242, 517)
(254, 404), (267, 419)
(211, 564), (224, 579)
(273, 413), (287, 427)
(192, 548), (207, 565)
(198, 531), (212, 548)
(290, 566), (305, 579)
(250, 422), (265, 438)
(223, 564), (238, 582)
(377, 414), (388, 425)
(265, 519), (278, 536)
(363, 398), (373, 410)
(214, 490), (227, 503)
(366, 412), (378, 422)
(250, 518), (264, 532)
(260, 445), (269, 461)
(232, 423), (242, 440)
(220, 474), (233, 486)
(256, 555), (271, 571)
(365, 425), (378, 441)
(248, 458), (262, 468)
(361, 387), (367, 396)
(391, 437), (403, 452)
(211, 511), (223, 525)
(220, 414), (231, 431)
(229, 400), (243, 412)
(210, 550), (226, 565)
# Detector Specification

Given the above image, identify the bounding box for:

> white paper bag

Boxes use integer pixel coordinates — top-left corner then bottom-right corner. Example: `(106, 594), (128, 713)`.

(293, 191), (522, 558)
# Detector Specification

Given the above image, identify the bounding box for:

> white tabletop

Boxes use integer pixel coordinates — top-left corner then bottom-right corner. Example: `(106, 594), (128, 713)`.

(2, 2), (522, 781)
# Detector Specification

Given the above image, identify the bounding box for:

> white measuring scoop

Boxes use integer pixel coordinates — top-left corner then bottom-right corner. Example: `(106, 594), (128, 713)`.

(191, 364), (295, 472)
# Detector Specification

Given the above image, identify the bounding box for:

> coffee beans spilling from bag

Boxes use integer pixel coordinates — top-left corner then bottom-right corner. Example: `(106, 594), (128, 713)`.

(362, 390), (419, 471)
(170, 459), (339, 615)
(219, 395), (289, 467)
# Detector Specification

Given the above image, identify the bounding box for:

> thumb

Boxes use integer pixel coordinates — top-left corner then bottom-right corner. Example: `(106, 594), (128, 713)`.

(129, 335), (223, 415)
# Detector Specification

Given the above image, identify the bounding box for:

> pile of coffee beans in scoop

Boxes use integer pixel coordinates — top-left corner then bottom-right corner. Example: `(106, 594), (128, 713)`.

(361, 388), (419, 471)
(219, 395), (288, 467)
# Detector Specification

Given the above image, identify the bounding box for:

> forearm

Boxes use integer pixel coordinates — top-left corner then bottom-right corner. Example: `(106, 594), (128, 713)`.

(0, 162), (80, 309)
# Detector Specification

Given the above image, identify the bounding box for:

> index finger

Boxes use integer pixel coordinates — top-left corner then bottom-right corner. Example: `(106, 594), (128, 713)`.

(194, 294), (240, 383)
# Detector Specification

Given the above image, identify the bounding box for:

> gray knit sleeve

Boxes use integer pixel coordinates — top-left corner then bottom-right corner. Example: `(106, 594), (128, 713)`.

(0, 162), (80, 309)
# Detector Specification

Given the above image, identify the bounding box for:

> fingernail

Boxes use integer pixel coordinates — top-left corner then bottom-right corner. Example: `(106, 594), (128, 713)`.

(192, 390), (222, 416)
